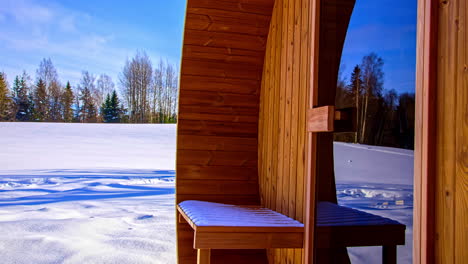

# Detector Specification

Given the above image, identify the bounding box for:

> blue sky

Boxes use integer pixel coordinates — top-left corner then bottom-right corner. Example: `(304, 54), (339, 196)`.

(341, 0), (417, 94)
(0, 0), (186, 86)
(0, 0), (416, 94)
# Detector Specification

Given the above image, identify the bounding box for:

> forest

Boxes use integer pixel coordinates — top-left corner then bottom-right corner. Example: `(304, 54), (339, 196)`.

(0, 52), (414, 149)
(335, 53), (415, 149)
(0, 51), (178, 124)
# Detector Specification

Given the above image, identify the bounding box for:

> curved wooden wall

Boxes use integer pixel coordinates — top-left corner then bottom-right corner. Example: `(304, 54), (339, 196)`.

(258, 0), (311, 262)
(177, 0), (354, 263)
(258, 0), (355, 263)
(177, 0), (274, 263)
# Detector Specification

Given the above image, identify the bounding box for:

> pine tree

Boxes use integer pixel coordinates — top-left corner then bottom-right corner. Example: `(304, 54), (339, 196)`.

(109, 90), (121, 122)
(348, 65), (363, 143)
(101, 90), (122, 123)
(12, 73), (33, 121)
(79, 87), (97, 123)
(33, 79), (48, 121)
(101, 93), (112, 122)
(0, 72), (14, 121)
(62, 82), (74, 122)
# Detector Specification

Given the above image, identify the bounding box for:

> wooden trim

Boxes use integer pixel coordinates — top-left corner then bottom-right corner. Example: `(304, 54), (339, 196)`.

(414, 0), (438, 263)
(194, 232), (304, 249)
(307, 106), (335, 132)
(304, 0), (321, 262)
(197, 249), (211, 264)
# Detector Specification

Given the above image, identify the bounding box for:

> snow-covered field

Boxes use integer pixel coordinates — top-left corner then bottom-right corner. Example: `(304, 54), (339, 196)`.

(0, 123), (413, 264)
(0, 123), (177, 264)
(335, 142), (413, 264)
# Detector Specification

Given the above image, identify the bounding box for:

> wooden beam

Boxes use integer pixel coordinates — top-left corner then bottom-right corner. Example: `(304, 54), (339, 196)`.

(197, 249), (211, 264)
(307, 106), (357, 133)
(383, 245), (397, 264)
(414, 0), (438, 263)
(304, 0), (321, 262)
(307, 106), (335, 132)
(194, 232), (304, 249)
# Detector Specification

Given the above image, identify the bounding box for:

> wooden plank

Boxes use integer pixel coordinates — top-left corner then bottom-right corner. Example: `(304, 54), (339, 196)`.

(315, 226), (405, 248)
(296, 0), (308, 224)
(276, 0), (288, 215)
(180, 75), (260, 95)
(303, 0), (321, 262)
(177, 194), (260, 205)
(283, 0), (296, 262)
(288, 0), (301, 221)
(178, 135), (257, 152)
(383, 245), (397, 264)
(177, 119), (258, 138)
(186, 7), (271, 26)
(306, 106), (335, 132)
(197, 249), (211, 264)
(177, 165), (257, 181)
(178, 112), (258, 123)
(177, 150), (257, 167)
(271, 0), (283, 214)
(185, 13), (269, 36)
(184, 29), (267, 51)
(183, 45), (265, 66)
(454, 1), (468, 263)
(194, 232), (303, 249)
(182, 59), (263, 80)
(177, 179), (259, 195)
(436, 0), (457, 262)
(187, 0), (274, 16)
(413, 0), (438, 262)
(178, 105), (259, 116)
(178, 90), (259, 108)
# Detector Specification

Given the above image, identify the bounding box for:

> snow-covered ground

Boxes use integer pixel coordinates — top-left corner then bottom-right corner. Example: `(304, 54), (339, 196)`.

(0, 123), (177, 264)
(335, 142), (413, 264)
(0, 123), (413, 263)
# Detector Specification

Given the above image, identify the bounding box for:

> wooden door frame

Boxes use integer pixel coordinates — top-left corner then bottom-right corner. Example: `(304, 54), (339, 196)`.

(414, 0), (438, 263)
(304, 0), (438, 263)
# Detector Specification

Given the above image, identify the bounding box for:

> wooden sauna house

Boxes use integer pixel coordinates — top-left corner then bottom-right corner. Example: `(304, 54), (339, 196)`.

(175, 0), (468, 263)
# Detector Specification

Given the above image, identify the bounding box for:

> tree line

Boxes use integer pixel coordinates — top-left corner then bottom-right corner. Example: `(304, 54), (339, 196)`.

(0, 52), (178, 123)
(335, 52), (415, 149)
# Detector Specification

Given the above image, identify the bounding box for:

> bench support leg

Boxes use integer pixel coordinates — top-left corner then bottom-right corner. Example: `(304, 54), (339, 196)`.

(197, 249), (211, 264)
(382, 245), (397, 264)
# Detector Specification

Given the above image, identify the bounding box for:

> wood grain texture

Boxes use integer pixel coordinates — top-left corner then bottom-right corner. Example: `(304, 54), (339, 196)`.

(177, 0), (274, 263)
(434, 0), (468, 263)
(257, 0), (321, 262)
(197, 249), (211, 264)
(413, 0), (438, 263)
(307, 106), (335, 132)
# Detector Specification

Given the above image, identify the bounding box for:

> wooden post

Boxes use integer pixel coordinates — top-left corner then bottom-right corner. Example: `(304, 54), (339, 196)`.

(197, 249), (211, 264)
(382, 245), (397, 264)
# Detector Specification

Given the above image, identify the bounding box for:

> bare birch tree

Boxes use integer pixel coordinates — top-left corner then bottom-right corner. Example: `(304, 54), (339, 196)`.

(359, 53), (384, 143)
(96, 74), (115, 108)
(36, 58), (62, 121)
(120, 51), (153, 123)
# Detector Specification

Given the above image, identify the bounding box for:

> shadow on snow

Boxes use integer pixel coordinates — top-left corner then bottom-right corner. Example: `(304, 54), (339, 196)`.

(0, 169), (175, 207)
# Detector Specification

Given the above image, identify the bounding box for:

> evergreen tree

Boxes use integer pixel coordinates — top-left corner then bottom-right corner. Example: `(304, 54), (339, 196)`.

(0, 72), (14, 121)
(62, 82), (74, 122)
(12, 72), (33, 121)
(79, 87), (97, 123)
(33, 79), (48, 121)
(102, 90), (122, 123)
(101, 93), (111, 122)
(348, 65), (363, 143)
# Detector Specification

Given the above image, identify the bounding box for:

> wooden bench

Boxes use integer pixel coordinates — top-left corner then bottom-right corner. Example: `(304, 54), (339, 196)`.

(177, 200), (405, 264)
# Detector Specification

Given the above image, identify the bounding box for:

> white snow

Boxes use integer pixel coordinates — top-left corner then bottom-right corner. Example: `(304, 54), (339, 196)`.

(334, 142), (413, 264)
(178, 200), (304, 227)
(0, 122), (413, 264)
(0, 123), (177, 264)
